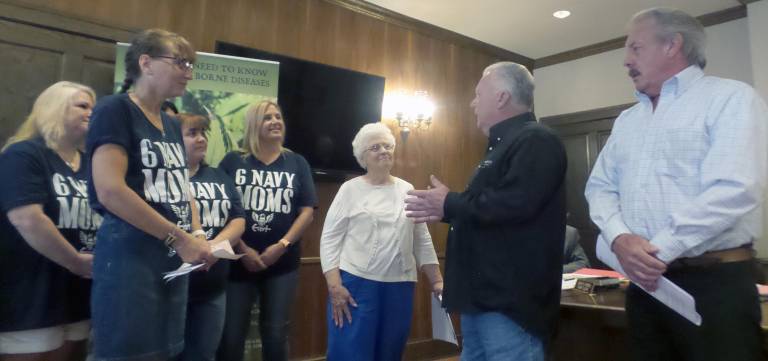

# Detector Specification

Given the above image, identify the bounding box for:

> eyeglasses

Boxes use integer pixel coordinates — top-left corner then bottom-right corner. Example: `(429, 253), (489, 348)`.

(366, 143), (394, 153)
(153, 55), (194, 72)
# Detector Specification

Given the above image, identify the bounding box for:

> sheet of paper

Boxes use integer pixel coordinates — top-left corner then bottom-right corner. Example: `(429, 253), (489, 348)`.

(431, 295), (458, 345)
(596, 238), (702, 326)
(211, 240), (244, 260)
(561, 278), (578, 290)
(162, 262), (205, 282)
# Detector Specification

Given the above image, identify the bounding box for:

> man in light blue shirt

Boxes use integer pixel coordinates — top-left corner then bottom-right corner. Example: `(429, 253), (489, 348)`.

(585, 7), (767, 361)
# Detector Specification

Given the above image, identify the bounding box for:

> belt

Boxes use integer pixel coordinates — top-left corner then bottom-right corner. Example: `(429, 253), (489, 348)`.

(668, 244), (754, 270)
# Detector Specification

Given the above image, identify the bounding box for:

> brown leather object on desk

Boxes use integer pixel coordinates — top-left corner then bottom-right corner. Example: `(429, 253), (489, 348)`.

(552, 283), (768, 361)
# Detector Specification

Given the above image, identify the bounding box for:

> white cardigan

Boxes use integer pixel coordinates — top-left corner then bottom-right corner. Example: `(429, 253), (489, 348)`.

(319, 176), (439, 282)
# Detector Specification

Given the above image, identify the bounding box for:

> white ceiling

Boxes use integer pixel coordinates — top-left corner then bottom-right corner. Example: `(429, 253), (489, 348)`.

(365, 0), (744, 59)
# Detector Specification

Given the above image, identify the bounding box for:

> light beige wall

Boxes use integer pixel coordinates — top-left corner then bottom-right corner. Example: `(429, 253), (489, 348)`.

(749, 1), (768, 101)
(533, 18), (754, 118)
(748, 1), (768, 258)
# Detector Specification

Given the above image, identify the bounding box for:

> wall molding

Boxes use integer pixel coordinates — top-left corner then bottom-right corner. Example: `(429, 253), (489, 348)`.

(323, 0), (534, 68)
(534, 5), (747, 69)
(0, 0), (135, 43)
(540, 103), (634, 127)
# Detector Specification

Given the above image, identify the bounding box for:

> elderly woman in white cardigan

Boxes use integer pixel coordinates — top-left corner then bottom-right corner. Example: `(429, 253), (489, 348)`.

(320, 122), (443, 361)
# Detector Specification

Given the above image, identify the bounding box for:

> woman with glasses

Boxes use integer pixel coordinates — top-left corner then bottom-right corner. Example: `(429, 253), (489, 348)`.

(217, 100), (317, 361)
(85, 29), (213, 361)
(0, 81), (99, 360)
(319, 122), (443, 361)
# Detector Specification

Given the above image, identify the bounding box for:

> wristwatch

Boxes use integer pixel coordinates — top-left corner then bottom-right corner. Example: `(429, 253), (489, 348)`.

(278, 238), (291, 248)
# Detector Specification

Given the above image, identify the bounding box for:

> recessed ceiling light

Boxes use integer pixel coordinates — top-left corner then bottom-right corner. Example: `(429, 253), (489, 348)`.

(553, 10), (571, 19)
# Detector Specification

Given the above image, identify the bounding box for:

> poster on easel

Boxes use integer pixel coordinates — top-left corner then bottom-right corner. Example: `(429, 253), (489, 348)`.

(114, 43), (279, 166)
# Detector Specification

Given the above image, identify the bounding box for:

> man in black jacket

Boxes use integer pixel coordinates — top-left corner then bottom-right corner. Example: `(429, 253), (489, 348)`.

(406, 61), (567, 361)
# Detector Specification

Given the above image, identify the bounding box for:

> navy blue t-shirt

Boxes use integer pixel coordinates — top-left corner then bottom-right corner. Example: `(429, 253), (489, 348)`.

(188, 165), (244, 300)
(0, 138), (101, 331)
(219, 151), (317, 279)
(86, 93), (192, 232)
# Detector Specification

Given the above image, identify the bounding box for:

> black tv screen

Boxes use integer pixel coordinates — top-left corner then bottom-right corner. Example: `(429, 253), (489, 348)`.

(215, 41), (385, 178)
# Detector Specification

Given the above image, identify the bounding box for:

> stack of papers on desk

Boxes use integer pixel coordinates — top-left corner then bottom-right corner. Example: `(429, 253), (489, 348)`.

(562, 268), (625, 290)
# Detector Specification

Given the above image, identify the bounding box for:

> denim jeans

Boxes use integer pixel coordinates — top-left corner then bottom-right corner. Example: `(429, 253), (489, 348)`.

(460, 312), (543, 361)
(216, 270), (298, 361)
(326, 271), (415, 361)
(181, 292), (226, 361)
(91, 215), (187, 361)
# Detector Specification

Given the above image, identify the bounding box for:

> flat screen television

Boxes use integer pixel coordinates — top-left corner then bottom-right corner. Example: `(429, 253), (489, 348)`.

(215, 41), (386, 179)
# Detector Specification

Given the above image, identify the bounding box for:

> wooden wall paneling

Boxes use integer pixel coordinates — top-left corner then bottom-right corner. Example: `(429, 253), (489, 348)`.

(273, 0), (308, 59)
(0, 0), (135, 42)
(542, 105), (629, 268)
(301, 0), (337, 66)
(289, 262), (329, 359)
(0, 20), (63, 143)
(331, 3), (358, 70)
(165, 0), (208, 52)
(349, 9), (386, 76)
(0, 16), (117, 144)
(80, 55), (119, 98)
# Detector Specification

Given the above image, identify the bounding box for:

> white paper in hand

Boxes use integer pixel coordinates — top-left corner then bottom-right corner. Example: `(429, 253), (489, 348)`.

(162, 262), (205, 282)
(431, 294), (458, 345)
(595, 237), (702, 326)
(211, 240), (244, 260)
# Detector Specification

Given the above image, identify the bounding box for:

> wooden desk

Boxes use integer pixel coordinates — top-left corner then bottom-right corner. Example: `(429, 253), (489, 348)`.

(553, 285), (768, 361)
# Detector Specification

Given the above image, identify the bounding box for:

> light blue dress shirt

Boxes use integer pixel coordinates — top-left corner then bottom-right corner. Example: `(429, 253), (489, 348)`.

(585, 66), (768, 263)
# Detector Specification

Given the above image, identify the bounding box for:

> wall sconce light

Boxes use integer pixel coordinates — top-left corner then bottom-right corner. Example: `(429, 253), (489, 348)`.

(384, 90), (435, 137)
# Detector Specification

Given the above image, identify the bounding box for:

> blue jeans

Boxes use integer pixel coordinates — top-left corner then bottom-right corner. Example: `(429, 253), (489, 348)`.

(216, 270), (298, 361)
(460, 312), (543, 361)
(91, 215), (187, 361)
(326, 271), (415, 361)
(181, 292), (226, 361)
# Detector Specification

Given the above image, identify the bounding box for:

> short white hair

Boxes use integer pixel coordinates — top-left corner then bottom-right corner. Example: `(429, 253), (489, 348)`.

(483, 62), (534, 108)
(351, 122), (395, 169)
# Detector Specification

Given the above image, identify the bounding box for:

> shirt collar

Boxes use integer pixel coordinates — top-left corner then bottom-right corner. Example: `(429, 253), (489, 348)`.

(488, 112), (536, 148)
(635, 65), (704, 103)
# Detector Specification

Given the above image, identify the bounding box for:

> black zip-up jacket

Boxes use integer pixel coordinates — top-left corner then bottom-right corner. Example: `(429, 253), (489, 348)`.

(442, 112), (567, 340)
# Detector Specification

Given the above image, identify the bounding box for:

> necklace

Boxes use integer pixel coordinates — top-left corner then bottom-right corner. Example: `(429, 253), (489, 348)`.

(57, 150), (79, 170)
(129, 93), (165, 136)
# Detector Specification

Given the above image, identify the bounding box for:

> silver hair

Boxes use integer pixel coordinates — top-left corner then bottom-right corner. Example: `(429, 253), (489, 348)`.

(632, 7), (707, 69)
(351, 122), (395, 169)
(483, 62), (534, 108)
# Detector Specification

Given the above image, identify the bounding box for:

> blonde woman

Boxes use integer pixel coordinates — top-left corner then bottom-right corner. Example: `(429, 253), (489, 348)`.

(320, 122), (443, 361)
(217, 101), (317, 361)
(0, 81), (100, 360)
(86, 29), (213, 360)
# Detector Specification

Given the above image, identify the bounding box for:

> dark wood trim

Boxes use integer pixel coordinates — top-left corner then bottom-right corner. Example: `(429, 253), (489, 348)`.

(0, 0), (136, 43)
(534, 37), (626, 69)
(698, 4), (748, 26)
(324, 0), (534, 68)
(540, 103), (634, 127)
(534, 5), (747, 69)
